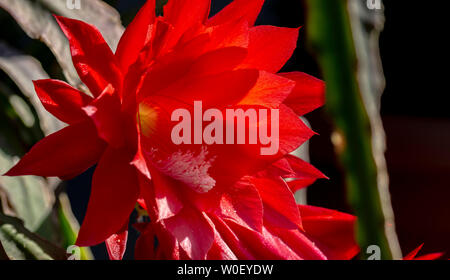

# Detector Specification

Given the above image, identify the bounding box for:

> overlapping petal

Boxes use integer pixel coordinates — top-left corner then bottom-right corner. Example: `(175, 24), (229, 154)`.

(34, 79), (92, 124)
(279, 72), (326, 115)
(240, 26), (300, 73)
(252, 177), (302, 230)
(55, 16), (122, 97)
(163, 206), (215, 260)
(115, 0), (156, 73)
(83, 84), (124, 148)
(218, 178), (263, 232)
(300, 205), (359, 260)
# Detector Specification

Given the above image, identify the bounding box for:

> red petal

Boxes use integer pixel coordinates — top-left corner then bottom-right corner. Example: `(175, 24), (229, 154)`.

(54, 16), (122, 97)
(163, 0), (210, 48)
(225, 220), (303, 260)
(207, 18), (249, 50)
(83, 85), (124, 148)
(278, 105), (316, 155)
(164, 207), (214, 260)
(131, 131), (152, 180)
(402, 244), (444, 260)
(238, 71), (295, 108)
(285, 154), (328, 192)
(252, 177), (303, 230)
(188, 47), (248, 77)
(300, 205), (359, 260)
(207, 0), (264, 27)
(264, 225), (327, 260)
(137, 33), (212, 100)
(105, 220), (129, 260)
(149, 167), (184, 222)
(134, 227), (157, 260)
(279, 72), (326, 116)
(403, 244), (423, 260)
(76, 147), (139, 246)
(240, 26), (299, 73)
(208, 215), (255, 259)
(157, 69), (259, 108)
(34, 79), (92, 124)
(165, 0), (210, 25)
(413, 253), (444, 260)
(115, 0), (155, 73)
(165, 0), (210, 24)
(5, 121), (105, 178)
(218, 178), (263, 232)
(207, 230), (238, 260)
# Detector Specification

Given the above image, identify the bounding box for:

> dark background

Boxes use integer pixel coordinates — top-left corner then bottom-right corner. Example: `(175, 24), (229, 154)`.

(1, 0), (448, 259)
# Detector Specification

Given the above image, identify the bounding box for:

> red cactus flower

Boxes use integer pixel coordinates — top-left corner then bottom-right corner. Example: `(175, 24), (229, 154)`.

(4, 0), (357, 260)
(135, 176), (358, 260)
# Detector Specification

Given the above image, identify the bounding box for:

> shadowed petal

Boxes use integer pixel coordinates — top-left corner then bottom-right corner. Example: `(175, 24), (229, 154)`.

(252, 177), (302, 230)
(164, 207), (214, 260)
(284, 155), (328, 192)
(76, 147), (139, 247)
(115, 0), (155, 73)
(5, 121), (105, 178)
(279, 72), (326, 116)
(300, 205), (359, 260)
(34, 79), (93, 124)
(149, 167), (184, 222)
(218, 178), (263, 232)
(83, 85), (124, 148)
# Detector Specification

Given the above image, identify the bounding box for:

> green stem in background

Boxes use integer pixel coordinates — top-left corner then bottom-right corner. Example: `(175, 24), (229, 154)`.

(305, 0), (401, 259)
(58, 193), (94, 260)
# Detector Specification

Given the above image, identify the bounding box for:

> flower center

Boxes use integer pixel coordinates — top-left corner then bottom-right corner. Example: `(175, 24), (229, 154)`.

(138, 102), (159, 137)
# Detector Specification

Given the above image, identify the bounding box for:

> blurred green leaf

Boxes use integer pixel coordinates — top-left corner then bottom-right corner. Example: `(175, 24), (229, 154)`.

(0, 0), (82, 88)
(0, 212), (67, 260)
(38, 0), (124, 51)
(0, 82), (42, 156)
(58, 193), (93, 260)
(0, 238), (9, 260)
(0, 42), (64, 135)
(0, 150), (56, 232)
(8, 95), (35, 128)
(0, 0), (124, 89)
(306, 0), (401, 259)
